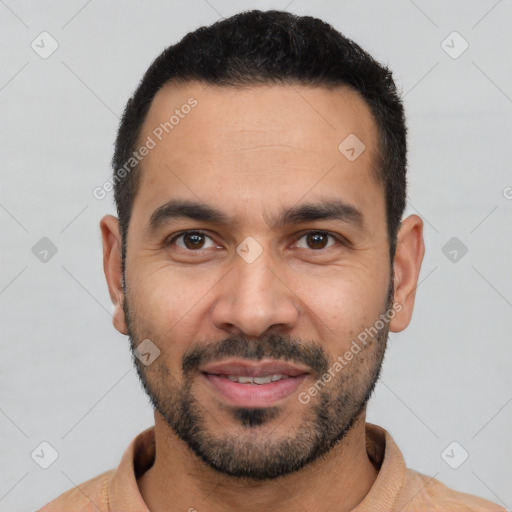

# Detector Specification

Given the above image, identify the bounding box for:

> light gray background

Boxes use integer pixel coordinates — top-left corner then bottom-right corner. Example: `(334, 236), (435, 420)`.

(1, 1), (511, 510)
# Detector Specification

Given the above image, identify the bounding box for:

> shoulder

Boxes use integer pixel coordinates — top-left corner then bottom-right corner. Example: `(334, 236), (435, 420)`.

(37, 469), (115, 512)
(397, 468), (507, 512)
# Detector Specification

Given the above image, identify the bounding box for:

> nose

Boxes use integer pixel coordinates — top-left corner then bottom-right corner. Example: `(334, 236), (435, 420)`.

(211, 253), (300, 338)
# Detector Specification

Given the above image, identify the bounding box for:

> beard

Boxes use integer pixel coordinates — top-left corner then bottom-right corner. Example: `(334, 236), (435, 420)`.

(124, 283), (392, 481)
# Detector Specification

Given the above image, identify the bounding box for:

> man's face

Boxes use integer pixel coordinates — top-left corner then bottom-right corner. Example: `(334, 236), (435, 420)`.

(121, 82), (392, 479)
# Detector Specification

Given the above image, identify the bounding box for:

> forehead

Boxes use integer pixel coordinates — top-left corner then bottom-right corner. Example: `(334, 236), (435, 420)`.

(143, 80), (378, 156)
(131, 81), (383, 231)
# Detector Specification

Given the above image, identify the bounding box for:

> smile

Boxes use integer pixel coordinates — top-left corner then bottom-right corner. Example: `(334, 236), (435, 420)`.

(199, 358), (309, 407)
(224, 374), (290, 384)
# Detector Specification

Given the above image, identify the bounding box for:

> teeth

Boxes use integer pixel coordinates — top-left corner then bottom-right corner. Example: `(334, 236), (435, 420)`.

(253, 376), (272, 384)
(225, 374), (288, 384)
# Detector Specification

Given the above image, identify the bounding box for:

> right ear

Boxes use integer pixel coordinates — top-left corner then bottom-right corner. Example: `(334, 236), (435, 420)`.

(100, 215), (128, 335)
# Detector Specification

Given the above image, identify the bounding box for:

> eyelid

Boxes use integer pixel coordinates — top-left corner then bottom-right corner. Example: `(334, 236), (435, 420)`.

(166, 229), (349, 251)
(292, 230), (347, 250)
(167, 230), (217, 248)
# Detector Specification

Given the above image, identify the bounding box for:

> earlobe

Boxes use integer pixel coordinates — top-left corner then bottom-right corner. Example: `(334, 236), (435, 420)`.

(100, 215), (128, 335)
(389, 214), (425, 333)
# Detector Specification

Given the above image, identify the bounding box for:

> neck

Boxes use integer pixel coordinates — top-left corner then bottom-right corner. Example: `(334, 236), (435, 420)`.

(138, 410), (378, 512)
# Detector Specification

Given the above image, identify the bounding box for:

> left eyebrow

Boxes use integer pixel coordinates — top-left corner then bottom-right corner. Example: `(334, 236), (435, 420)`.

(147, 197), (365, 233)
(148, 199), (230, 233)
(268, 198), (364, 230)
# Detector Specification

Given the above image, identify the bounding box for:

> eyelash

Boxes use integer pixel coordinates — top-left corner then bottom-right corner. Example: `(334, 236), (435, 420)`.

(167, 230), (345, 252)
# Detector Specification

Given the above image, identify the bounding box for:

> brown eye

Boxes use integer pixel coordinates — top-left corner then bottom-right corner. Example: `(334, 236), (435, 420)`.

(172, 231), (216, 250)
(183, 232), (205, 249)
(296, 231), (338, 250)
(307, 232), (328, 249)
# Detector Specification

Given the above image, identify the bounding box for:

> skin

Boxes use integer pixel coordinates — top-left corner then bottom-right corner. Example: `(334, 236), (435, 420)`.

(101, 82), (424, 512)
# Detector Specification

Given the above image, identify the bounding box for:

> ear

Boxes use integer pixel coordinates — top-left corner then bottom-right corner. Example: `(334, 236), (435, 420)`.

(388, 214), (425, 333)
(100, 215), (128, 335)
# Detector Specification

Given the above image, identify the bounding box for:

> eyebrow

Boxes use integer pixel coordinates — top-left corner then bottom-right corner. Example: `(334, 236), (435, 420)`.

(148, 197), (364, 233)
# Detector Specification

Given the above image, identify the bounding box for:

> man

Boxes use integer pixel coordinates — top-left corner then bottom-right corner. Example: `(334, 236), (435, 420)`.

(39, 9), (505, 512)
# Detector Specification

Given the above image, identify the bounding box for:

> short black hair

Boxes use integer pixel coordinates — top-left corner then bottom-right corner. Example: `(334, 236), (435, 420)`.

(112, 9), (407, 268)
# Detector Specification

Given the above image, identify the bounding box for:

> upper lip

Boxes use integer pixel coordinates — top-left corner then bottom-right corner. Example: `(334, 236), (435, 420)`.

(201, 358), (310, 378)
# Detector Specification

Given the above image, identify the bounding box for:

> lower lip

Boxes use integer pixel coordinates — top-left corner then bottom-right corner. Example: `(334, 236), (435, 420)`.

(203, 373), (307, 407)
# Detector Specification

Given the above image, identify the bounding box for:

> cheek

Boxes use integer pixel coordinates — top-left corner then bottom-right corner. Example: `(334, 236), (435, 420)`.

(128, 262), (218, 339)
(293, 265), (389, 346)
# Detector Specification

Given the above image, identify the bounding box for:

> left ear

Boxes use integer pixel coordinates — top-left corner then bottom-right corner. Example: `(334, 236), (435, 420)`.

(388, 214), (425, 332)
(100, 214), (128, 335)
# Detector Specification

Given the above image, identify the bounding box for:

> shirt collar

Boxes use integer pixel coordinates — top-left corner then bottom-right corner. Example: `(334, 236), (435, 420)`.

(108, 422), (405, 511)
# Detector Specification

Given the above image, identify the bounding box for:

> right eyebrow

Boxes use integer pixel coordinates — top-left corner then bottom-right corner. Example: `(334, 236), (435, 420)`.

(146, 196), (365, 234)
(148, 199), (229, 234)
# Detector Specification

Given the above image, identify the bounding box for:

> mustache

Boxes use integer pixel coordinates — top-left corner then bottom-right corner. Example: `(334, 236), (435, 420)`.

(182, 332), (329, 378)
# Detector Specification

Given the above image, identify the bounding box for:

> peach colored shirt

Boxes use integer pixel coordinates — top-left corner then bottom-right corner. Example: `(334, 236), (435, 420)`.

(38, 423), (506, 512)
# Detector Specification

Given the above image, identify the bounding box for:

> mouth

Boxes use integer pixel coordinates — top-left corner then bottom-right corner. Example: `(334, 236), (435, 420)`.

(200, 358), (309, 408)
